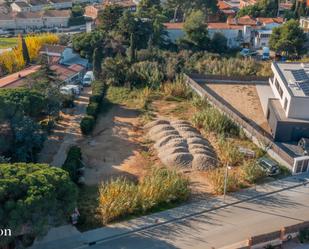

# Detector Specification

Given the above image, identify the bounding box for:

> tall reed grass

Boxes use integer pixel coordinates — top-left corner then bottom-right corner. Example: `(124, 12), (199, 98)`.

(98, 168), (190, 224)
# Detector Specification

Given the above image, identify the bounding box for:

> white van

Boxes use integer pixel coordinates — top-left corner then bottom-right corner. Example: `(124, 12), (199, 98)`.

(82, 71), (94, 86)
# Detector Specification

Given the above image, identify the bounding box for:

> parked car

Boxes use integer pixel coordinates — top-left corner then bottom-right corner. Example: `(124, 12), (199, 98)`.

(262, 47), (270, 60)
(298, 138), (309, 155)
(82, 71), (94, 86)
(257, 157), (280, 176)
(60, 85), (80, 95)
(240, 48), (258, 57)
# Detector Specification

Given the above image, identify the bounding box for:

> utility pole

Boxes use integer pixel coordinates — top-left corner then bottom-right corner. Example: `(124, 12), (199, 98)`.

(223, 163), (230, 203)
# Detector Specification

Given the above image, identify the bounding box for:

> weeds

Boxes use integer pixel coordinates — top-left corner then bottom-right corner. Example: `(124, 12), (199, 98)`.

(161, 75), (192, 100)
(98, 168), (190, 224)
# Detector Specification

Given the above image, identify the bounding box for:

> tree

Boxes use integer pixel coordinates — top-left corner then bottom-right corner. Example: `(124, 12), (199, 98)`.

(269, 19), (307, 57)
(237, 0), (278, 17)
(179, 10), (210, 51)
(129, 33), (136, 63)
(98, 5), (123, 32)
(0, 163), (77, 247)
(211, 32), (228, 54)
(93, 47), (104, 79)
(20, 35), (30, 65)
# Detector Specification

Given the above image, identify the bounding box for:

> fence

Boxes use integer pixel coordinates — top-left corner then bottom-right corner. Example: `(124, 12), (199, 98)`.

(184, 74), (294, 168)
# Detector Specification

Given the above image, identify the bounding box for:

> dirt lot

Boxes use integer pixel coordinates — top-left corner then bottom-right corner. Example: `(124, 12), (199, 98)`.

(206, 83), (271, 133)
(79, 104), (150, 185)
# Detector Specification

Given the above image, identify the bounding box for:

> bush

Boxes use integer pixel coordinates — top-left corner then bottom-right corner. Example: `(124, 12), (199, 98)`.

(98, 168), (190, 224)
(161, 75), (192, 99)
(39, 119), (55, 134)
(241, 160), (266, 184)
(62, 95), (75, 108)
(80, 115), (95, 135)
(218, 138), (244, 166)
(192, 105), (239, 136)
(86, 102), (99, 117)
(207, 168), (241, 195)
(62, 146), (83, 183)
(299, 228), (309, 243)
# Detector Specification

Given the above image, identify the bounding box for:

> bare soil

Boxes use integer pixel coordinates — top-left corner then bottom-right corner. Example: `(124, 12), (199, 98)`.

(79, 105), (150, 185)
(206, 83), (271, 133)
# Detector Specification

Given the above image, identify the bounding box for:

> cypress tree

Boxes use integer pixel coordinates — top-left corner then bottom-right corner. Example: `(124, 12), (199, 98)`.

(129, 33), (136, 63)
(93, 47), (103, 80)
(20, 35), (30, 65)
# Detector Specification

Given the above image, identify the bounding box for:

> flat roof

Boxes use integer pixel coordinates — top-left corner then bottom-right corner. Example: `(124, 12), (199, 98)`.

(273, 62), (309, 98)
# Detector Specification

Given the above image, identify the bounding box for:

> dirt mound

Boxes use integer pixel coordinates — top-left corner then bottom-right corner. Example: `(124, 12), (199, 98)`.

(148, 124), (176, 140)
(146, 119), (217, 171)
(192, 154), (217, 170)
(154, 135), (183, 149)
(161, 153), (193, 168)
(144, 119), (170, 130)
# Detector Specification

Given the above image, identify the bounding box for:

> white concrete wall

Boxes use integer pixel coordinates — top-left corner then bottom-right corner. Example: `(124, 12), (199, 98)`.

(0, 19), (16, 29)
(166, 29), (184, 43)
(16, 17), (44, 29)
(44, 16), (69, 27)
(208, 29), (241, 48)
(270, 63), (309, 120)
(52, 2), (72, 9)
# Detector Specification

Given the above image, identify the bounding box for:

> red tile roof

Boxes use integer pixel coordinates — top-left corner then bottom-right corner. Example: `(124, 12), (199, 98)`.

(50, 64), (78, 81)
(68, 64), (85, 72)
(164, 22), (184, 30)
(208, 22), (243, 30)
(218, 1), (232, 10)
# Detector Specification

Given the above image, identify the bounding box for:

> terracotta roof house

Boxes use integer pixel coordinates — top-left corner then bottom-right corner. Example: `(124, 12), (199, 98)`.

(50, 64), (85, 83)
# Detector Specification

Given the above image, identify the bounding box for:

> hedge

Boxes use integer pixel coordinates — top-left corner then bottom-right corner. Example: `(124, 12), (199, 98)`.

(62, 146), (83, 183)
(80, 80), (107, 135)
(80, 115), (95, 135)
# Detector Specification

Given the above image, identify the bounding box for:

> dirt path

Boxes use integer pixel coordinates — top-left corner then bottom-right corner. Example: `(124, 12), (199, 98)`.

(37, 88), (91, 166)
(80, 104), (148, 185)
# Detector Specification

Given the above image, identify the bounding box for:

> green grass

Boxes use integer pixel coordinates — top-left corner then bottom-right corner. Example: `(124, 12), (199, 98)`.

(0, 37), (18, 49)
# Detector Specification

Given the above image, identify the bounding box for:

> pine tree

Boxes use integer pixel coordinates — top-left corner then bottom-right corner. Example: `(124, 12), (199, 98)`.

(129, 33), (136, 63)
(20, 35), (30, 65)
(93, 47), (103, 79)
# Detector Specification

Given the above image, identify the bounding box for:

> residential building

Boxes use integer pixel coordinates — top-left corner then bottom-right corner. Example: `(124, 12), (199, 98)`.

(0, 9), (71, 30)
(217, 1), (237, 17)
(28, 0), (50, 11)
(72, 0), (99, 4)
(164, 16), (284, 48)
(239, 0), (256, 8)
(50, 63), (85, 83)
(49, 0), (73, 9)
(84, 4), (103, 20)
(11, 1), (31, 12)
(103, 0), (137, 11)
(300, 16), (309, 32)
(0, 4), (9, 14)
(40, 44), (90, 68)
(266, 62), (309, 142)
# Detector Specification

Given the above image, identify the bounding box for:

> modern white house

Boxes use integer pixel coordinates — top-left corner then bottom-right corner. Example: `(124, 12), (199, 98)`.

(253, 29), (272, 48)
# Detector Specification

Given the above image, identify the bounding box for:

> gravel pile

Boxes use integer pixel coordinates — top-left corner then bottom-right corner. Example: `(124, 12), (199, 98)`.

(145, 119), (217, 170)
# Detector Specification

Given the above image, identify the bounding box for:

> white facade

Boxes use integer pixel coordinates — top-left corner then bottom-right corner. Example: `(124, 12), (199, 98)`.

(254, 29), (272, 49)
(208, 28), (243, 48)
(0, 16), (16, 29)
(269, 62), (309, 120)
(50, 0), (72, 9)
(11, 2), (31, 12)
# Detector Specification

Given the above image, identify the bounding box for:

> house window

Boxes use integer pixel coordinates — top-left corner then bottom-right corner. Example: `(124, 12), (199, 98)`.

(284, 98), (288, 111)
(275, 80), (283, 98)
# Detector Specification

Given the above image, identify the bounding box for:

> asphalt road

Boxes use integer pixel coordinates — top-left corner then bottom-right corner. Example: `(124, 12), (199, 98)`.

(77, 182), (309, 249)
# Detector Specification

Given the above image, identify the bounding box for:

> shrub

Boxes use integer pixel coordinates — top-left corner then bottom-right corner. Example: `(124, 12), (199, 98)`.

(218, 138), (244, 166)
(299, 228), (309, 243)
(80, 115), (95, 135)
(241, 160), (266, 184)
(62, 146), (83, 183)
(86, 102), (99, 117)
(161, 75), (192, 99)
(98, 168), (190, 224)
(39, 119), (55, 134)
(207, 168), (241, 195)
(192, 106), (239, 136)
(62, 95), (75, 108)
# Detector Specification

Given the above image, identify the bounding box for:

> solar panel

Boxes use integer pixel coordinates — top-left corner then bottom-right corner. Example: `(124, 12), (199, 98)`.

(291, 69), (309, 96)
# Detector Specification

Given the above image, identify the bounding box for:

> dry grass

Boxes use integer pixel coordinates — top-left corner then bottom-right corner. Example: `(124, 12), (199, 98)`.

(98, 168), (190, 224)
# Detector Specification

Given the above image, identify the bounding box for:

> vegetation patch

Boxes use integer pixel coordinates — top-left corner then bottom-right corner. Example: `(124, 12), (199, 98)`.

(98, 168), (190, 224)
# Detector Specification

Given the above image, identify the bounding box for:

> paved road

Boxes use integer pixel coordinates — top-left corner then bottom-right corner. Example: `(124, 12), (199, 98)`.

(82, 182), (309, 249)
(31, 174), (309, 249)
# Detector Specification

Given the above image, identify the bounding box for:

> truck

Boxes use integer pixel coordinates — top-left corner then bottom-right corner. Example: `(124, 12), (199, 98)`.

(262, 47), (270, 60)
